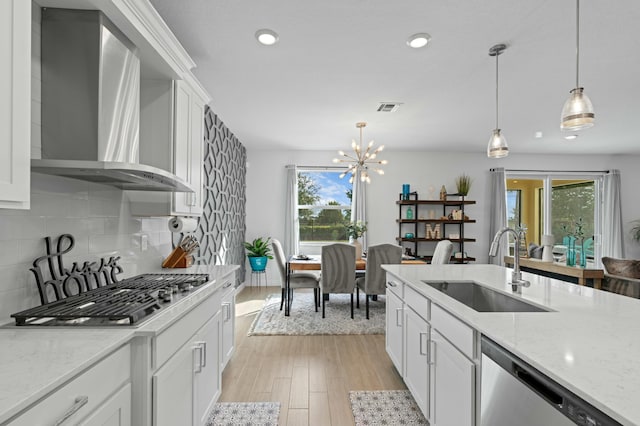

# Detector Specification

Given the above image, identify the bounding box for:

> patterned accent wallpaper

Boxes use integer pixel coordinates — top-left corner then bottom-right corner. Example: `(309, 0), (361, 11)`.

(195, 106), (247, 282)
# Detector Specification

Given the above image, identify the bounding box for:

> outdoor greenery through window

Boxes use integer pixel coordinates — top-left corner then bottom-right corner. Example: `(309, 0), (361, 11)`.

(297, 170), (352, 242)
(506, 176), (598, 260)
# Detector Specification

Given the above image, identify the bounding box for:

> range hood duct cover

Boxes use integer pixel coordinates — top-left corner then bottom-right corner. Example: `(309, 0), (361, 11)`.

(33, 8), (193, 192)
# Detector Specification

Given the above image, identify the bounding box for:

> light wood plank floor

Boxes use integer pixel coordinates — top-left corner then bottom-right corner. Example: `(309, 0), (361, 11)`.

(220, 285), (406, 426)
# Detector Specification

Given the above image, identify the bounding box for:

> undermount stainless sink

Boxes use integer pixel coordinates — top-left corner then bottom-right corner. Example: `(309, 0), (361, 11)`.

(422, 281), (550, 312)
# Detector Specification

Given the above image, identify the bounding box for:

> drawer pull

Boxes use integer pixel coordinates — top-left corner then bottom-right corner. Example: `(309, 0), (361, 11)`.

(419, 332), (428, 356)
(193, 342), (205, 373)
(53, 395), (88, 426)
(202, 341), (207, 368)
(428, 340), (436, 366)
(223, 281), (232, 289)
(387, 281), (397, 287)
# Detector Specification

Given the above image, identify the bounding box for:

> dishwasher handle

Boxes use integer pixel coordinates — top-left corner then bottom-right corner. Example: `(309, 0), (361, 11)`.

(513, 364), (563, 407)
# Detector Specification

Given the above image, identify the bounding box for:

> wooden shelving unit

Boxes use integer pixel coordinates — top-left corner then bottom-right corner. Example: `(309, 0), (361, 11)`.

(396, 193), (476, 263)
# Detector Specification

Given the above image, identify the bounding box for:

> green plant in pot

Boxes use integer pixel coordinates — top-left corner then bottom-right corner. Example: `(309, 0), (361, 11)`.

(454, 173), (473, 196)
(244, 237), (273, 272)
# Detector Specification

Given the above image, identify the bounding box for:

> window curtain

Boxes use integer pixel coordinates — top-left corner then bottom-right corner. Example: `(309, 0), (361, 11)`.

(351, 169), (368, 249)
(601, 169), (624, 259)
(284, 165), (299, 256)
(489, 168), (507, 265)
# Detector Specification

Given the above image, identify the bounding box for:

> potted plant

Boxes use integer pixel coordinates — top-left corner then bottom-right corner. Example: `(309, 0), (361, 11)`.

(454, 173), (473, 196)
(244, 237), (273, 272)
(346, 221), (367, 260)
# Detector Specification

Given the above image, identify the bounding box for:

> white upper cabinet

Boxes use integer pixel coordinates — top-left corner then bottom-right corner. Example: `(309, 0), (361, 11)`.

(131, 76), (207, 217)
(0, 0), (31, 209)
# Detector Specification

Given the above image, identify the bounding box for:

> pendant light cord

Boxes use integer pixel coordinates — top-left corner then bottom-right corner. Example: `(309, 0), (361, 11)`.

(495, 51), (499, 129)
(575, 0), (580, 87)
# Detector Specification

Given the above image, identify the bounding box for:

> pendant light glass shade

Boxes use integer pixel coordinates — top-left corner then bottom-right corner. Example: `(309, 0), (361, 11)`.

(487, 129), (509, 158)
(561, 87), (595, 131)
(561, 0), (594, 131)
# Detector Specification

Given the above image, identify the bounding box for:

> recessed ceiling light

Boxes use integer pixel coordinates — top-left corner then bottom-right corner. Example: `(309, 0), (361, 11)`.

(535, 131), (543, 138)
(255, 29), (279, 46)
(407, 33), (431, 49)
(564, 134), (578, 140)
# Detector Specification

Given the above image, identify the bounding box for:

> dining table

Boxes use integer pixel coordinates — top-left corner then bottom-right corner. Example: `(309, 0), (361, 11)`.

(284, 255), (425, 316)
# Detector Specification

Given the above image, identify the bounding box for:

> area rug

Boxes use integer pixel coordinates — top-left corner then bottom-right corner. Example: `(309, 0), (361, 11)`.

(205, 402), (280, 426)
(247, 292), (385, 335)
(349, 390), (427, 425)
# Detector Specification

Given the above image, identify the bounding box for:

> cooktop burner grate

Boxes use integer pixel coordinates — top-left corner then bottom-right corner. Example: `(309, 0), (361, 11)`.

(11, 273), (209, 326)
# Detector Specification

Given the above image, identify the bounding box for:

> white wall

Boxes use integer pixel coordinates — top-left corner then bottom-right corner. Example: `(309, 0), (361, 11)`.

(245, 148), (640, 284)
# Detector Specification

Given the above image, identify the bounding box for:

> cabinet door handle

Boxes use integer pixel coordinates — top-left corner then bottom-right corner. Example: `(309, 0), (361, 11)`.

(53, 395), (89, 426)
(395, 308), (403, 326)
(201, 341), (207, 368)
(193, 342), (205, 373)
(419, 332), (428, 356)
(223, 302), (231, 321)
(428, 340), (436, 365)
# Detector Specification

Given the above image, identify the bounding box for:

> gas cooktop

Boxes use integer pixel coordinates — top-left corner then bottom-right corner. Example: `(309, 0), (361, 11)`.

(11, 273), (210, 326)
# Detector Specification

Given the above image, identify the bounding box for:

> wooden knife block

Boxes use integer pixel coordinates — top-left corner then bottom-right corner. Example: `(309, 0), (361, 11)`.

(162, 247), (194, 268)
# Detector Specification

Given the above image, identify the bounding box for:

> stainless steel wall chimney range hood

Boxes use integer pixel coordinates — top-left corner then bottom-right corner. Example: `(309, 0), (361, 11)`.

(31, 8), (193, 192)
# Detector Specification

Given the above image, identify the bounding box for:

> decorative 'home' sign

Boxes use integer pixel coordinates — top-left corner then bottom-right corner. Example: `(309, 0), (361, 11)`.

(30, 234), (123, 305)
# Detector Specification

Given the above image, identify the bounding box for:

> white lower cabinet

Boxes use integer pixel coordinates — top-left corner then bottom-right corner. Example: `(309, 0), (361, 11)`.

(9, 344), (131, 425)
(385, 287), (404, 374)
(385, 273), (476, 426)
(152, 311), (221, 426)
(429, 329), (474, 426)
(220, 281), (236, 369)
(78, 383), (132, 426)
(194, 312), (222, 426)
(404, 306), (430, 420)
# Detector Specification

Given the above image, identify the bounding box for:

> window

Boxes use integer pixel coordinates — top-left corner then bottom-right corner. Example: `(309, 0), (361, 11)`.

(506, 174), (601, 264)
(297, 170), (352, 243)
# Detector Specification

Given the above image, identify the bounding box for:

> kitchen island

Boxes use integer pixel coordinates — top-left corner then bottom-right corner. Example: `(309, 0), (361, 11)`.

(0, 264), (238, 426)
(383, 264), (640, 425)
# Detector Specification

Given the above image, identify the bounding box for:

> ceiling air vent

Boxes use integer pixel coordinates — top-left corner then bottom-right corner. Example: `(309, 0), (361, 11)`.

(377, 102), (402, 113)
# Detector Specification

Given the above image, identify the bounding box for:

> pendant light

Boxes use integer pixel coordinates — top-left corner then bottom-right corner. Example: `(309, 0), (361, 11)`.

(487, 44), (508, 159)
(333, 122), (387, 184)
(561, 0), (594, 131)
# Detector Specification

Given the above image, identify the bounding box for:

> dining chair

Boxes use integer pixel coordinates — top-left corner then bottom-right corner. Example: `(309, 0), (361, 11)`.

(432, 239), (454, 264)
(356, 243), (402, 319)
(272, 239), (320, 311)
(321, 243), (356, 319)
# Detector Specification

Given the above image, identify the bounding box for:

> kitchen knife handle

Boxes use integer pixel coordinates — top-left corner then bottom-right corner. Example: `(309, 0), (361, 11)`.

(53, 395), (89, 426)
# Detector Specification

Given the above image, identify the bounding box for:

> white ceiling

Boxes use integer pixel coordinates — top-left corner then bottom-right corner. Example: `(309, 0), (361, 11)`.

(150, 0), (640, 155)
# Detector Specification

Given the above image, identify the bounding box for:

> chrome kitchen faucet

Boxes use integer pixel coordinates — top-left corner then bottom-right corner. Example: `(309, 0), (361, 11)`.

(489, 227), (530, 292)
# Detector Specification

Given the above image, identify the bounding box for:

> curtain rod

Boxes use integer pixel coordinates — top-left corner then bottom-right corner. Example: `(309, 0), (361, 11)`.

(286, 165), (344, 170)
(490, 168), (611, 174)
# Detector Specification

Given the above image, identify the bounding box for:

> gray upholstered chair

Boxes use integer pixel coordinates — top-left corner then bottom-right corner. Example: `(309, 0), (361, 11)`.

(356, 243), (402, 319)
(431, 240), (454, 264)
(321, 243), (356, 318)
(272, 239), (320, 311)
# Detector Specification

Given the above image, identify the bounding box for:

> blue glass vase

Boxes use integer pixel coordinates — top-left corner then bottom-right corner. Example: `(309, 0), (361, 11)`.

(565, 238), (576, 267)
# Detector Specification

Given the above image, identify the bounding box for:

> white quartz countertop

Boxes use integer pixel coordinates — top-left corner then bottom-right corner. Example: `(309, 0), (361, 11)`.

(382, 264), (640, 426)
(0, 264), (238, 424)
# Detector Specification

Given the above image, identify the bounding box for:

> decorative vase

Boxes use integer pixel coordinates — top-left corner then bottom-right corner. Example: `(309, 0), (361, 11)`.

(579, 242), (587, 268)
(248, 256), (268, 272)
(351, 239), (363, 260)
(565, 239), (575, 267)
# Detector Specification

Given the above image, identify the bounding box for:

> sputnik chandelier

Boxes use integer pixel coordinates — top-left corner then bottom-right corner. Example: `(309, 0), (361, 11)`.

(333, 122), (387, 184)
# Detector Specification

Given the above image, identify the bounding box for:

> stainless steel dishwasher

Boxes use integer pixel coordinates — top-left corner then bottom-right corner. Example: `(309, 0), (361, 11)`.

(481, 337), (622, 426)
